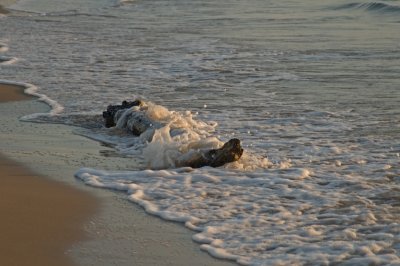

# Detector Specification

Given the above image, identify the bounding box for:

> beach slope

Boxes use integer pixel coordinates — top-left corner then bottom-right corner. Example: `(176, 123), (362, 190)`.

(0, 83), (235, 266)
(0, 83), (97, 266)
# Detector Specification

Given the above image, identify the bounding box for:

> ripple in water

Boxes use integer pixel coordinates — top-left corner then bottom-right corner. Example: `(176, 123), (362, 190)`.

(1, 0), (400, 264)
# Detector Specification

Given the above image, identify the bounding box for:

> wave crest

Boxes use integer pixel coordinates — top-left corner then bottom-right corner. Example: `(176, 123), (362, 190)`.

(334, 2), (400, 13)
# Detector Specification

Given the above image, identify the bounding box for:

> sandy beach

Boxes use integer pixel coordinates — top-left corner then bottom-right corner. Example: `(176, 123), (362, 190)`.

(0, 5), (10, 14)
(0, 83), (98, 266)
(0, 83), (33, 102)
(0, 83), (235, 266)
(0, 155), (97, 266)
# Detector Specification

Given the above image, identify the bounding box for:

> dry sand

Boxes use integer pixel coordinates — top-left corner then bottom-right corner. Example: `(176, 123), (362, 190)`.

(0, 83), (98, 266)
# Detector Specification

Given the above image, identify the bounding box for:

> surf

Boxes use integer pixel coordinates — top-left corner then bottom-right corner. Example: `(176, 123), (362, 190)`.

(333, 1), (400, 14)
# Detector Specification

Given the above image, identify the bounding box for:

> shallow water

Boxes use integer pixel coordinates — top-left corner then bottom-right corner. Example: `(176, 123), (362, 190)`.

(1, 0), (399, 264)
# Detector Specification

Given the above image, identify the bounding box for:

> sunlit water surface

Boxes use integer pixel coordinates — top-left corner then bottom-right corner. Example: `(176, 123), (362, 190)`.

(1, 0), (399, 264)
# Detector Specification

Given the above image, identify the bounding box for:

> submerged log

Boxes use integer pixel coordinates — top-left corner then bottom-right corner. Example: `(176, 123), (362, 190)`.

(102, 101), (244, 168)
(102, 100), (142, 128)
(177, 138), (243, 168)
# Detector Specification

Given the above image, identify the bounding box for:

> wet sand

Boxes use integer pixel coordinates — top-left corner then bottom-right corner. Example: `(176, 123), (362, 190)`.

(1, 1), (234, 266)
(0, 83), (33, 102)
(0, 82), (235, 266)
(0, 0), (14, 14)
(0, 83), (98, 266)
(0, 5), (10, 14)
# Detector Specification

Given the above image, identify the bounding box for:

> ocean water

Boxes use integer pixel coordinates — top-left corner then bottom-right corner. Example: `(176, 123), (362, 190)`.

(1, 0), (400, 264)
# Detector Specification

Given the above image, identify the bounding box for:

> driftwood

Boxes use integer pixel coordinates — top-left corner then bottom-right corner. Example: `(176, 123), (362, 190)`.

(102, 100), (142, 128)
(177, 138), (243, 168)
(102, 101), (244, 168)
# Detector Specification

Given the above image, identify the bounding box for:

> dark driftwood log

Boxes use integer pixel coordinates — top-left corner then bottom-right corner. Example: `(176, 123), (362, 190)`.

(102, 101), (244, 168)
(178, 138), (244, 168)
(102, 100), (142, 128)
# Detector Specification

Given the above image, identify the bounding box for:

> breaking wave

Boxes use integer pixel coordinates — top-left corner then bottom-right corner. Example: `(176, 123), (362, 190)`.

(334, 2), (400, 13)
(78, 100), (270, 171)
(0, 56), (18, 65)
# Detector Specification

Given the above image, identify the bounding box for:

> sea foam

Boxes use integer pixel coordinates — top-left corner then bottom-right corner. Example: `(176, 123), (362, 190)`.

(79, 100), (269, 170)
(0, 43), (8, 53)
(0, 56), (18, 65)
(76, 161), (400, 265)
(75, 101), (399, 265)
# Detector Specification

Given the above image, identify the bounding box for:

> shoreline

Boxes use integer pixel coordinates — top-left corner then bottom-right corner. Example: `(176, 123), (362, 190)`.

(0, 5), (10, 14)
(0, 82), (34, 102)
(0, 1), (236, 259)
(0, 82), (235, 265)
(0, 83), (98, 266)
(0, 0), (15, 13)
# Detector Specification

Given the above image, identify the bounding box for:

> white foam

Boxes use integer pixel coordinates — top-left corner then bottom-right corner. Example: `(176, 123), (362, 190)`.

(118, 0), (136, 5)
(200, 245), (240, 261)
(84, 101), (266, 170)
(72, 101), (400, 265)
(75, 164), (400, 265)
(0, 43), (8, 53)
(0, 56), (18, 65)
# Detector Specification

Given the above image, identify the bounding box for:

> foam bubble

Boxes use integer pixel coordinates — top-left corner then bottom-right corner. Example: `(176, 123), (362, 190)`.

(82, 100), (266, 170)
(0, 56), (18, 65)
(0, 43), (8, 53)
(75, 165), (400, 265)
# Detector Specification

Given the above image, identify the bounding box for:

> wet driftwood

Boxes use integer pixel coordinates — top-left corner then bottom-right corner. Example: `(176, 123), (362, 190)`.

(102, 100), (142, 128)
(102, 101), (243, 168)
(177, 138), (243, 168)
